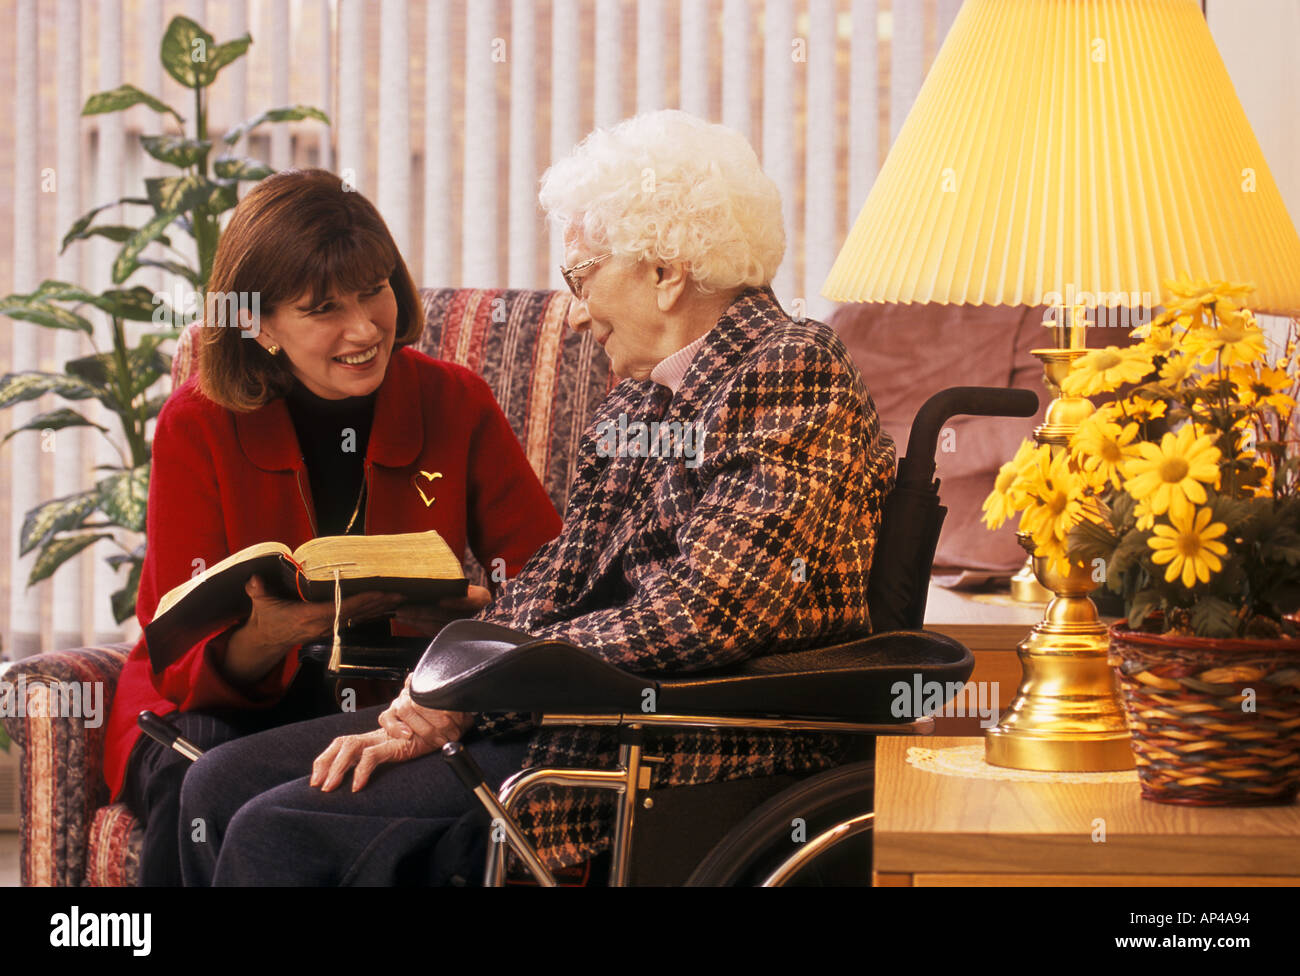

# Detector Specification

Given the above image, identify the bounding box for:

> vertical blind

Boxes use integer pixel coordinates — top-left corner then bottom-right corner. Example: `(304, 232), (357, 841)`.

(11, 0), (1288, 656)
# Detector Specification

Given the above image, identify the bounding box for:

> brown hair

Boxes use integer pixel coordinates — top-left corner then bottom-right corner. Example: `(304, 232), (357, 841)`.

(198, 168), (425, 412)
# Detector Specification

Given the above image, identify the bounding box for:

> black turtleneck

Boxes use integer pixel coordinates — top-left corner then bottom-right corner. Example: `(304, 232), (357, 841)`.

(284, 377), (378, 537)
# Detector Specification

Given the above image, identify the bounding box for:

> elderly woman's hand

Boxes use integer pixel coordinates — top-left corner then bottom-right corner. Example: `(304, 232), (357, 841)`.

(310, 677), (473, 792)
(392, 584), (492, 637)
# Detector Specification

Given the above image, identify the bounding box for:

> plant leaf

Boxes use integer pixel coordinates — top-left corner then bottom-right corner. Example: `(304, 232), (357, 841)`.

(223, 105), (329, 146)
(0, 371), (106, 408)
(136, 258), (202, 287)
(160, 16), (218, 89)
(28, 533), (114, 587)
(60, 196), (152, 253)
(3, 408), (109, 445)
(207, 34), (252, 76)
(96, 463), (150, 532)
(18, 489), (102, 556)
(144, 174), (215, 215)
(113, 209), (181, 284)
(1190, 596), (1239, 639)
(110, 557), (145, 624)
(83, 84), (182, 123)
(140, 134), (211, 169)
(0, 295), (95, 334)
(212, 155), (274, 182)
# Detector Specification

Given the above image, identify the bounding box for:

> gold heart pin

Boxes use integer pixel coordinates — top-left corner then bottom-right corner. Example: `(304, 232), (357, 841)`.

(413, 470), (443, 507)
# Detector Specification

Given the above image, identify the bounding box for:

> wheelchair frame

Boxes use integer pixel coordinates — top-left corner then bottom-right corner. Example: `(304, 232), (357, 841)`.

(443, 712), (934, 887)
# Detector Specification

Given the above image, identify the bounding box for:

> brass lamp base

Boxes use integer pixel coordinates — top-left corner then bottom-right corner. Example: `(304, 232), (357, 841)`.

(985, 339), (1136, 771)
(984, 612), (1135, 770)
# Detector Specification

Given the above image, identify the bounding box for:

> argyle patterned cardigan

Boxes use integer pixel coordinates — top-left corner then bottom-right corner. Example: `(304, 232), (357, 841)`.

(473, 286), (898, 870)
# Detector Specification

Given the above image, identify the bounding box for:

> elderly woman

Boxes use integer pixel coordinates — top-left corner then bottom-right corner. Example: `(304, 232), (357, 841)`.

(178, 110), (896, 885)
(104, 169), (562, 886)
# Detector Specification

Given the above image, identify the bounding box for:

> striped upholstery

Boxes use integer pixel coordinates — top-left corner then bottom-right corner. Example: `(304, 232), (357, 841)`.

(3, 288), (611, 886)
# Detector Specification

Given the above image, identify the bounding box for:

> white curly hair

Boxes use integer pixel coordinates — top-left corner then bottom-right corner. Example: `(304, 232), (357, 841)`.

(539, 110), (785, 293)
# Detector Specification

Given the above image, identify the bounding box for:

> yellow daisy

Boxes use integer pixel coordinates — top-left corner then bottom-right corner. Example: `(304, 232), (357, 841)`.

(1147, 505), (1229, 588)
(1230, 363), (1297, 413)
(1121, 424), (1221, 520)
(1183, 307), (1269, 368)
(1158, 352), (1198, 386)
(1070, 413), (1139, 490)
(1018, 447), (1086, 555)
(1060, 345), (1154, 397)
(1161, 274), (1255, 328)
(1133, 496), (1158, 531)
(982, 439), (1040, 530)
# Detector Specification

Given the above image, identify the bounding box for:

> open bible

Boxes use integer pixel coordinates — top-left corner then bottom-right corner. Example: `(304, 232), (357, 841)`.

(144, 529), (466, 672)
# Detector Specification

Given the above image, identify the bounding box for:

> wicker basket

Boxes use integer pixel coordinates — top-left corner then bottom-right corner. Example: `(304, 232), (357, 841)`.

(1109, 619), (1300, 806)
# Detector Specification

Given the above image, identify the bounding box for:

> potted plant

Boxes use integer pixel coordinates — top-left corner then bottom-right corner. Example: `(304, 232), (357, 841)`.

(983, 275), (1300, 805)
(0, 16), (326, 624)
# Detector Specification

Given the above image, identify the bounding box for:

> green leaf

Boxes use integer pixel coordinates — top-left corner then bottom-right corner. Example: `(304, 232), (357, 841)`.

(223, 105), (329, 146)
(64, 352), (114, 388)
(212, 155), (274, 182)
(144, 174), (215, 215)
(1127, 588), (1159, 630)
(0, 724), (10, 753)
(28, 533), (113, 586)
(136, 258), (202, 287)
(160, 16), (218, 89)
(0, 371), (106, 409)
(207, 34), (252, 76)
(62, 224), (137, 247)
(83, 84), (182, 123)
(60, 197), (151, 253)
(3, 408), (109, 445)
(96, 463), (150, 532)
(18, 490), (101, 556)
(113, 209), (180, 284)
(110, 557), (144, 625)
(0, 295), (94, 334)
(92, 286), (168, 323)
(140, 134), (211, 169)
(1190, 596), (1239, 639)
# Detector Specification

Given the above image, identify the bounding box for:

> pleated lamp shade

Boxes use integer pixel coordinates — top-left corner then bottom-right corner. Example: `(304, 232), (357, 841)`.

(823, 0), (1300, 316)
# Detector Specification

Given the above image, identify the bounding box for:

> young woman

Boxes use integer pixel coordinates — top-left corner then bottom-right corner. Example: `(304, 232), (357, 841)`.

(102, 169), (562, 885)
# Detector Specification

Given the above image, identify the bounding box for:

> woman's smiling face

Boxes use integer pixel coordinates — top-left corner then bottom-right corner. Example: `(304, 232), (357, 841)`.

(258, 277), (398, 399)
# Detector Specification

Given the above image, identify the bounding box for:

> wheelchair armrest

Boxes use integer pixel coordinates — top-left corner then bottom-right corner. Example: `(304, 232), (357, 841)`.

(410, 620), (651, 713)
(410, 620), (974, 724)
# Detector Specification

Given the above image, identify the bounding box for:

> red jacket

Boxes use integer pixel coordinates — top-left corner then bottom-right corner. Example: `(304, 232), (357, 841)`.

(103, 345), (562, 798)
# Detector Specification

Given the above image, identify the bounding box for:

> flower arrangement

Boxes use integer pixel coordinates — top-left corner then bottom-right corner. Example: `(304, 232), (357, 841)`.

(983, 276), (1300, 639)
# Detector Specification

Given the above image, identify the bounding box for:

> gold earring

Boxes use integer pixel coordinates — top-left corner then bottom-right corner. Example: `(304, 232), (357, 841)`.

(267, 344), (280, 355)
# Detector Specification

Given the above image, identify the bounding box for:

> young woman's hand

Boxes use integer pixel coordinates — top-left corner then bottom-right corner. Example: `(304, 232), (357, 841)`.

(391, 584), (492, 637)
(222, 574), (406, 685)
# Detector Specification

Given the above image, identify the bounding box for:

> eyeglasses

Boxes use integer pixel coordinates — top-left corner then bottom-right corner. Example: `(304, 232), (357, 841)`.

(559, 253), (612, 299)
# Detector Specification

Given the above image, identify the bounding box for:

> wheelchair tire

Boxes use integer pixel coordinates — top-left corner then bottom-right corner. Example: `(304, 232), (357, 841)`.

(684, 760), (874, 886)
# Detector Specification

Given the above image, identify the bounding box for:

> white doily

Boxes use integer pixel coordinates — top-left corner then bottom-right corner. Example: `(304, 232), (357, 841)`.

(905, 744), (1139, 783)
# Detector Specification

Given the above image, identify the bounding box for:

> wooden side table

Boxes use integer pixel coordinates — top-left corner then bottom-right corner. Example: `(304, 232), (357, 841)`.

(873, 736), (1300, 886)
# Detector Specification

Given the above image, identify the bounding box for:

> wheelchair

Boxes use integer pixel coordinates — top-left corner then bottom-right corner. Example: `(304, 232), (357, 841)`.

(406, 385), (1039, 886)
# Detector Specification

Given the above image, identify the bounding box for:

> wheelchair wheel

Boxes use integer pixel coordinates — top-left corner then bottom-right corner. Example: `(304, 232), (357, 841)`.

(684, 760), (874, 886)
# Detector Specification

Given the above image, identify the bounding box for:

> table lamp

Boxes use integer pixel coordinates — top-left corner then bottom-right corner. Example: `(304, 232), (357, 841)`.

(824, 0), (1300, 770)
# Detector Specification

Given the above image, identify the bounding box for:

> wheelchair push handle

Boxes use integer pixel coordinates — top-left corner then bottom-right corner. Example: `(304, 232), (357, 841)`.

(900, 386), (1039, 486)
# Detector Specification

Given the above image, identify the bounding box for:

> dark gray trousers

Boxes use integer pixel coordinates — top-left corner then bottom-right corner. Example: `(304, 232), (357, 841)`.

(178, 705), (532, 886)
